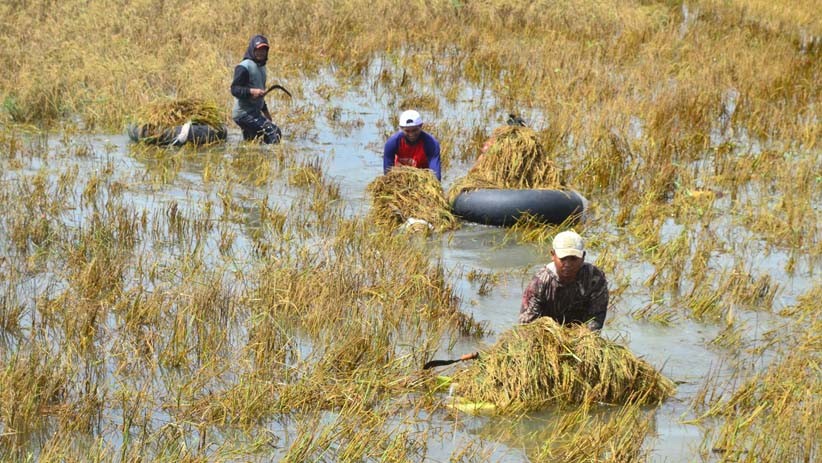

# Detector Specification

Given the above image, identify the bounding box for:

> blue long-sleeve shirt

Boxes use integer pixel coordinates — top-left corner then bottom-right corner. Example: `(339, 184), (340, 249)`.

(383, 131), (441, 181)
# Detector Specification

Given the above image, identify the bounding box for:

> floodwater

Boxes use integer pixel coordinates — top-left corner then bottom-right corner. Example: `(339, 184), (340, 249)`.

(15, 66), (816, 462)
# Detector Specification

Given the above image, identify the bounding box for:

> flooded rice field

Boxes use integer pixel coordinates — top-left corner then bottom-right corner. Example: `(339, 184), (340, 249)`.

(1, 57), (819, 462)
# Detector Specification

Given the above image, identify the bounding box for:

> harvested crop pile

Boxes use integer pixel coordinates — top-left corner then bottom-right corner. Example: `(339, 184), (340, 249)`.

(133, 97), (224, 128)
(367, 166), (459, 232)
(447, 125), (562, 203)
(450, 318), (675, 413)
(128, 97), (227, 145)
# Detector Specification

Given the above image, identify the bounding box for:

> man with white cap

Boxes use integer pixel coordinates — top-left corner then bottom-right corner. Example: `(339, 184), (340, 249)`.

(519, 230), (609, 330)
(383, 109), (442, 181)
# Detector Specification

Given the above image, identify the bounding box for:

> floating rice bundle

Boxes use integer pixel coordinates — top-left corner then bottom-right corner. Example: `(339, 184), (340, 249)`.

(367, 166), (459, 232)
(133, 97), (224, 128)
(128, 97), (227, 145)
(447, 125), (562, 203)
(450, 318), (675, 413)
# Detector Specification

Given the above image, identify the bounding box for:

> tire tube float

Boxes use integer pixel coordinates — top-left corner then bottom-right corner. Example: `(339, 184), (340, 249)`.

(127, 121), (227, 146)
(452, 188), (587, 227)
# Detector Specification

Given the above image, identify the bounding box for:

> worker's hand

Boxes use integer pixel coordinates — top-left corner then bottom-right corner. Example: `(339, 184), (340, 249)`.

(250, 88), (266, 99)
(585, 320), (602, 332)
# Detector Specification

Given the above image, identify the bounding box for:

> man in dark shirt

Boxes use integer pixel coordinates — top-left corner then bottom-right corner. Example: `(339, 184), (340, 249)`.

(230, 35), (282, 144)
(519, 230), (609, 330)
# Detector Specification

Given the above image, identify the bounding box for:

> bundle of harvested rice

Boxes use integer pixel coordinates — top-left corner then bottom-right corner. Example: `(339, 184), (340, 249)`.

(447, 125), (562, 203)
(450, 317), (675, 413)
(367, 166), (459, 232)
(132, 97), (224, 129)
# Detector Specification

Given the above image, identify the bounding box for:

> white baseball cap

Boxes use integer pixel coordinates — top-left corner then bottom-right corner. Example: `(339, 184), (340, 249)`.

(552, 230), (585, 258)
(399, 110), (423, 127)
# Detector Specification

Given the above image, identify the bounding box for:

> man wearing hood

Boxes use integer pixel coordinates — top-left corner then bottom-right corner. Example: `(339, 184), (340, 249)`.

(231, 35), (282, 144)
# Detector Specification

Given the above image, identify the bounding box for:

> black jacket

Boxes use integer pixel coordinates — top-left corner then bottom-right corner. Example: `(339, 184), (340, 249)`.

(230, 35), (270, 109)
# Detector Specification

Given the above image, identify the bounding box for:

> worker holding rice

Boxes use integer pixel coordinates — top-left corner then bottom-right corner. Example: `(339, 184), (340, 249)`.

(519, 230), (609, 331)
(383, 110), (442, 181)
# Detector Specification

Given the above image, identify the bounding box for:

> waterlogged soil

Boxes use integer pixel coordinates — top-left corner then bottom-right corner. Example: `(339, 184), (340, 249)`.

(8, 70), (816, 461)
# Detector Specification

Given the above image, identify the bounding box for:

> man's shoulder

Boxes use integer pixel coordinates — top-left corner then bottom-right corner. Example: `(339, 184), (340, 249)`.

(385, 131), (403, 146)
(583, 262), (605, 273)
(535, 264), (558, 282)
(581, 262), (608, 284)
(238, 59), (260, 70)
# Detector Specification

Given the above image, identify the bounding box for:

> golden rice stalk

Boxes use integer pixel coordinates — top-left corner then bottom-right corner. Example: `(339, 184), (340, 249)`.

(447, 125), (562, 203)
(446, 175), (501, 204)
(132, 97), (224, 128)
(366, 166), (459, 232)
(451, 317), (675, 413)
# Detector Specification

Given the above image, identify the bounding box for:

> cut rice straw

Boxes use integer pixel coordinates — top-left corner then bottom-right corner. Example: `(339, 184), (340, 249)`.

(451, 317), (675, 413)
(447, 125), (563, 203)
(132, 97), (224, 128)
(367, 166), (459, 232)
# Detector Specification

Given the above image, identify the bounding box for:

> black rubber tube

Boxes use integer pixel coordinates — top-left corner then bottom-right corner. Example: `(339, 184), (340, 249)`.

(188, 124), (227, 145)
(452, 189), (586, 227)
(127, 123), (226, 146)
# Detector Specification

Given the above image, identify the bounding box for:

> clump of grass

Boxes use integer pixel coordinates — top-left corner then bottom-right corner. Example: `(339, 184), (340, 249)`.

(505, 213), (583, 245)
(465, 269), (500, 296)
(288, 157), (324, 189)
(690, 288), (821, 462)
(447, 125), (563, 203)
(398, 94), (440, 113)
(451, 317), (675, 412)
(533, 401), (654, 462)
(0, 347), (69, 454)
(366, 166), (459, 232)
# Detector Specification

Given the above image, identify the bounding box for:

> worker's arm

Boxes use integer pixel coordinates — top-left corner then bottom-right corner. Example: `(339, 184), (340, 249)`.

(519, 274), (548, 324)
(383, 132), (401, 174)
(424, 135), (442, 181)
(230, 66), (253, 99)
(584, 269), (609, 331)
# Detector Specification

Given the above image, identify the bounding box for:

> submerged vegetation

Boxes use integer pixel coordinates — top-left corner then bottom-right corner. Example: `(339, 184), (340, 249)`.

(0, 0), (819, 461)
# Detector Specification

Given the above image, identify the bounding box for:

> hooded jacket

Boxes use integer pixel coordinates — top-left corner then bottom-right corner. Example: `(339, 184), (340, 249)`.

(231, 35), (270, 119)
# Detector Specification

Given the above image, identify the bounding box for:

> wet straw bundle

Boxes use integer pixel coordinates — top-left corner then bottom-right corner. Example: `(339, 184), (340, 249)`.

(128, 97), (227, 145)
(450, 318), (675, 413)
(133, 97), (224, 128)
(367, 166), (459, 232)
(447, 125), (562, 203)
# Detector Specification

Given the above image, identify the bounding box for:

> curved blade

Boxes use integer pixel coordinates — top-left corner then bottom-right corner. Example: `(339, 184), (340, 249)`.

(264, 84), (293, 98)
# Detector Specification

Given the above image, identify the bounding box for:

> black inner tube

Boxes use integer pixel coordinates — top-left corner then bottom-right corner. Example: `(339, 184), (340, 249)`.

(452, 189), (585, 227)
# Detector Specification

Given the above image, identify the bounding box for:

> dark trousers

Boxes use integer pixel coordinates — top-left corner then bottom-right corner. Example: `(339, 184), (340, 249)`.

(234, 112), (282, 144)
